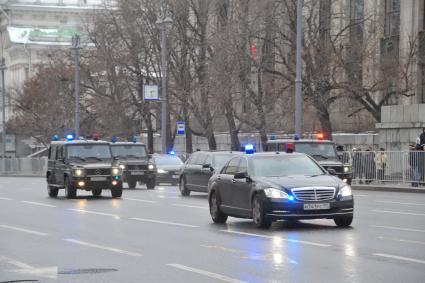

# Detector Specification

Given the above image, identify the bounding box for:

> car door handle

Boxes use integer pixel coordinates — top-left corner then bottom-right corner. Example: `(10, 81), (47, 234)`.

(231, 179), (236, 183)
(217, 176), (221, 181)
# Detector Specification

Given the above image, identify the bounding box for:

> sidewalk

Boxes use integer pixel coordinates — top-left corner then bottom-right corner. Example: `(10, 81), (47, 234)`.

(352, 183), (425, 193)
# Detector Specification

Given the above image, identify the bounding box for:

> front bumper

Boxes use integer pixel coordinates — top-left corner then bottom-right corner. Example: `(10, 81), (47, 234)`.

(156, 172), (180, 184)
(263, 197), (354, 220)
(72, 176), (122, 190)
(123, 170), (155, 182)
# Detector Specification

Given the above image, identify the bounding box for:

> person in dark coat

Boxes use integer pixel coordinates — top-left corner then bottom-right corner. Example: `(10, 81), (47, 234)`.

(420, 128), (425, 148)
(352, 148), (363, 183)
(364, 148), (376, 184)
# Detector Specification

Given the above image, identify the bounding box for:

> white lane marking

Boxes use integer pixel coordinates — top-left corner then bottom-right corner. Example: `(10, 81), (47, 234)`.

(373, 253), (425, 265)
(130, 217), (199, 228)
(64, 239), (141, 257)
(354, 194), (368, 197)
(0, 196), (12, 201)
(0, 224), (48, 236)
(123, 198), (157, 203)
(68, 208), (120, 219)
(373, 210), (425, 217)
(377, 236), (425, 246)
(0, 256), (57, 279)
(221, 230), (331, 247)
(376, 200), (425, 206)
(22, 201), (56, 208)
(167, 263), (247, 283)
(172, 204), (208, 210)
(372, 225), (425, 233)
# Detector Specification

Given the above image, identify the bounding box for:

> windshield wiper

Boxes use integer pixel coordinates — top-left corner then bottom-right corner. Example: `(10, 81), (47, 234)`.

(312, 154), (329, 160)
(69, 156), (86, 162)
(306, 174), (325, 177)
(86, 156), (103, 161)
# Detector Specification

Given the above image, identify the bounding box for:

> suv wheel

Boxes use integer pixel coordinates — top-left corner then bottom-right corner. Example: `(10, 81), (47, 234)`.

(65, 177), (77, 199)
(92, 189), (102, 197)
(146, 178), (156, 190)
(128, 179), (137, 189)
(209, 191), (227, 223)
(179, 178), (190, 196)
(111, 185), (123, 198)
(47, 185), (59, 198)
(252, 194), (272, 229)
(334, 216), (353, 227)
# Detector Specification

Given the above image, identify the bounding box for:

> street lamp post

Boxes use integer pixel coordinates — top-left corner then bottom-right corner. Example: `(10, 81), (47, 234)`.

(71, 35), (81, 139)
(156, 6), (172, 154)
(0, 57), (6, 160)
(295, 0), (303, 138)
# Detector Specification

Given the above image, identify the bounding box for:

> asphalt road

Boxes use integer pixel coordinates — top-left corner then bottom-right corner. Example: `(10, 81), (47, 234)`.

(0, 177), (425, 283)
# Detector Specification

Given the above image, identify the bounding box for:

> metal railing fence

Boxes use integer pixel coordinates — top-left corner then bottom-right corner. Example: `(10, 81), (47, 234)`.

(0, 157), (47, 177)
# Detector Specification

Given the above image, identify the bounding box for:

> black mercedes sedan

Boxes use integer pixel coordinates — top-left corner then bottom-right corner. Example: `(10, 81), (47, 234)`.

(208, 152), (354, 229)
(152, 153), (184, 186)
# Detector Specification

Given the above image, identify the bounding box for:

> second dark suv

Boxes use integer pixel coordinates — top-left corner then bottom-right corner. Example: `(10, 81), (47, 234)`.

(110, 142), (156, 189)
(179, 151), (242, 196)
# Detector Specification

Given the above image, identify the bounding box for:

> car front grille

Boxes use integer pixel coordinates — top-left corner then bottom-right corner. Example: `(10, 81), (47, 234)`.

(291, 187), (336, 201)
(322, 165), (343, 173)
(127, 164), (148, 171)
(86, 168), (111, 176)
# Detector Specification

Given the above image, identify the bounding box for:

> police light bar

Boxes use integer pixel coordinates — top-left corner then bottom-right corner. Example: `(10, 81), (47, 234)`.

(66, 134), (75, 141)
(111, 136), (118, 143)
(52, 135), (60, 141)
(317, 132), (324, 140)
(169, 150), (176, 156)
(286, 143), (294, 153)
(245, 144), (255, 154)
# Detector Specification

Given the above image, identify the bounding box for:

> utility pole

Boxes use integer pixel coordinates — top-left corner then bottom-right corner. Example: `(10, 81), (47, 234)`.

(295, 0), (303, 138)
(0, 57), (6, 160)
(71, 35), (81, 138)
(156, 3), (172, 154)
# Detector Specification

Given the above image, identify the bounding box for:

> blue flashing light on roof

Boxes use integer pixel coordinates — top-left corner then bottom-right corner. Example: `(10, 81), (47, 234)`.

(131, 136), (137, 143)
(288, 195), (294, 201)
(245, 144), (255, 154)
(294, 134), (300, 141)
(52, 135), (60, 141)
(66, 133), (75, 141)
(111, 136), (118, 143)
(169, 150), (176, 156)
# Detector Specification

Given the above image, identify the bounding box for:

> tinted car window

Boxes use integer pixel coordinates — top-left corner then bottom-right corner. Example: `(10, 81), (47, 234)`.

(154, 155), (183, 165)
(224, 157), (240, 175)
(295, 143), (337, 159)
(238, 158), (248, 173)
(194, 153), (207, 165)
(49, 146), (56, 160)
(204, 154), (212, 165)
(212, 154), (235, 168)
(111, 145), (147, 158)
(66, 144), (112, 159)
(57, 146), (64, 160)
(251, 155), (324, 177)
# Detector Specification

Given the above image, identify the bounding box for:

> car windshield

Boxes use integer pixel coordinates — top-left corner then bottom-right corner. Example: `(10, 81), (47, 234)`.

(154, 155), (183, 165)
(111, 145), (147, 158)
(251, 155), (324, 177)
(213, 154), (235, 167)
(66, 144), (111, 159)
(295, 143), (337, 159)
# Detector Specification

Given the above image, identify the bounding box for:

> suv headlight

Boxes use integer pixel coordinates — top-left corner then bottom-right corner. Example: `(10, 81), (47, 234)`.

(343, 166), (350, 173)
(148, 164), (155, 170)
(119, 164), (126, 169)
(264, 188), (289, 199)
(112, 167), (122, 176)
(338, 185), (352, 197)
(73, 168), (85, 177)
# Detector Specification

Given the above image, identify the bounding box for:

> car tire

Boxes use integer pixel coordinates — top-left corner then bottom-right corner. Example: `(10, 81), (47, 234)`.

(47, 185), (59, 198)
(65, 177), (77, 199)
(334, 216), (353, 227)
(92, 189), (102, 197)
(179, 177), (190, 196)
(146, 178), (156, 190)
(111, 186), (123, 198)
(128, 179), (137, 189)
(209, 191), (227, 224)
(252, 194), (272, 229)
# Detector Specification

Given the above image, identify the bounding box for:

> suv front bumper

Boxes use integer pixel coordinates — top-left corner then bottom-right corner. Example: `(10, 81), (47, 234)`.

(71, 177), (122, 190)
(123, 171), (155, 182)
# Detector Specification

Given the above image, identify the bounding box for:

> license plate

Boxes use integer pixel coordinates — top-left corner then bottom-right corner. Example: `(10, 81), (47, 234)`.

(131, 171), (144, 175)
(303, 203), (330, 210)
(91, 176), (107, 181)
(172, 175), (179, 179)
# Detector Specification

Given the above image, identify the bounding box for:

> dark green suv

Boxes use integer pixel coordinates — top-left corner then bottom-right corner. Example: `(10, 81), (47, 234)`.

(110, 142), (156, 189)
(46, 140), (123, 198)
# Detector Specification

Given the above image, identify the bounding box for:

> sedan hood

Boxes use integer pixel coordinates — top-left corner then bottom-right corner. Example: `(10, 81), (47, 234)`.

(254, 175), (340, 190)
(119, 159), (149, 165)
(156, 164), (183, 171)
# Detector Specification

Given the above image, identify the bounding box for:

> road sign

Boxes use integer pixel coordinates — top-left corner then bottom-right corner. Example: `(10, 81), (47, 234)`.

(176, 121), (185, 136)
(143, 85), (160, 101)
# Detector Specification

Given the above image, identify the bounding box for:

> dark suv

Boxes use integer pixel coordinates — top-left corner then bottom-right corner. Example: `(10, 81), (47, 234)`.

(179, 151), (242, 196)
(266, 139), (352, 184)
(46, 140), (123, 198)
(110, 142), (156, 189)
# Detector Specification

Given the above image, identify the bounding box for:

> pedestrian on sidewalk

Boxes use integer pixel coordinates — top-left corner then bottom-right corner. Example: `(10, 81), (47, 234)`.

(409, 138), (423, 187)
(375, 148), (388, 183)
(364, 148), (375, 184)
(420, 128), (425, 148)
(352, 148), (363, 183)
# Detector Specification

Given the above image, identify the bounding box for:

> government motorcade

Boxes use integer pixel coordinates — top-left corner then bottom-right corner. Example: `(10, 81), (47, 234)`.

(151, 153), (184, 186)
(110, 141), (156, 189)
(208, 151), (354, 229)
(179, 151), (243, 196)
(46, 136), (123, 199)
(266, 138), (352, 184)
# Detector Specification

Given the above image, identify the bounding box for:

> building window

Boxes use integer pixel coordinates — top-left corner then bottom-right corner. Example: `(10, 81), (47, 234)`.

(350, 0), (364, 41)
(384, 0), (400, 37)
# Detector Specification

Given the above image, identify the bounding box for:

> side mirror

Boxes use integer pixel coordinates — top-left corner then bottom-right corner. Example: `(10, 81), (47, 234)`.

(327, 168), (337, 175)
(202, 164), (211, 169)
(234, 172), (247, 179)
(148, 154), (152, 159)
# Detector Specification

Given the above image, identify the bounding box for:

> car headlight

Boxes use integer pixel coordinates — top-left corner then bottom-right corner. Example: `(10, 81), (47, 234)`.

(112, 167), (122, 176)
(73, 168), (85, 177)
(157, 169), (167, 174)
(264, 188), (289, 199)
(119, 164), (126, 169)
(338, 185), (352, 197)
(148, 164), (155, 170)
(344, 166), (350, 173)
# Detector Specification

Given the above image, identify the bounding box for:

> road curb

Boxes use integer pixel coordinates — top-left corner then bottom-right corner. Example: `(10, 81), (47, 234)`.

(352, 185), (425, 194)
